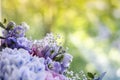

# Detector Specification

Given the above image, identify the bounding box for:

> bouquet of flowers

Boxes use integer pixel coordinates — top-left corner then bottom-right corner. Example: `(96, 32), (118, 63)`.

(0, 21), (106, 80)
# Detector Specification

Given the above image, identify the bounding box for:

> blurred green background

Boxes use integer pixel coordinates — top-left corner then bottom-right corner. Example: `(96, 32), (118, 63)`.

(1, 0), (120, 80)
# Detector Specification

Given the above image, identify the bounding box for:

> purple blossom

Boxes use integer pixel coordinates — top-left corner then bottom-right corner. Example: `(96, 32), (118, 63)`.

(12, 26), (26, 38)
(61, 53), (73, 68)
(41, 46), (73, 74)
(2, 22), (27, 38)
(1, 37), (32, 52)
(2, 29), (14, 38)
(45, 57), (61, 73)
(31, 44), (45, 57)
(40, 45), (62, 59)
(17, 37), (32, 52)
(1, 37), (18, 49)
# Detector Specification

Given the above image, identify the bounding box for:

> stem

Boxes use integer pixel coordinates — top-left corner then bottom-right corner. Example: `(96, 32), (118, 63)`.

(0, 36), (5, 39)
(0, 22), (6, 29)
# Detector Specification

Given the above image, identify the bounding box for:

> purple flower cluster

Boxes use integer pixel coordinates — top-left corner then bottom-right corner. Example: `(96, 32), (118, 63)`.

(31, 34), (73, 74)
(1, 21), (32, 52)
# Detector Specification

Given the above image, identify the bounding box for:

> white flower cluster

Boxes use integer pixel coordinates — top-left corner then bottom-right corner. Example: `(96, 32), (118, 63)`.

(0, 48), (46, 80)
(33, 33), (61, 49)
(66, 71), (88, 80)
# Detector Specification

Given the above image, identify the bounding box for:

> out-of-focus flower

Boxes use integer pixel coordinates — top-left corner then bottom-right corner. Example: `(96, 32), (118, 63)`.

(94, 72), (106, 80)
(20, 22), (30, 31)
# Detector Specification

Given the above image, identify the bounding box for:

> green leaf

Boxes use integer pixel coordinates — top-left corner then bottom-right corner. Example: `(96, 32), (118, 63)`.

(54, 54), (64, 62)
(0, 22), (6, 29)
(50, 50), (54, 54)
(6, 21), (15, 30)
(87, 72), (94, 79)
(94, 73), (96, 76)
(3, 18), (7, 24)
(48, 64), (53, 69)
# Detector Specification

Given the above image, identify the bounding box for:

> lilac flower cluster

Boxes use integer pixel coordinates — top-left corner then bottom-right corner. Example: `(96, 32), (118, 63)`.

(1, 21), (32, 52)
(32, 33), (73, 74)
(0, 48), (46, 80)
